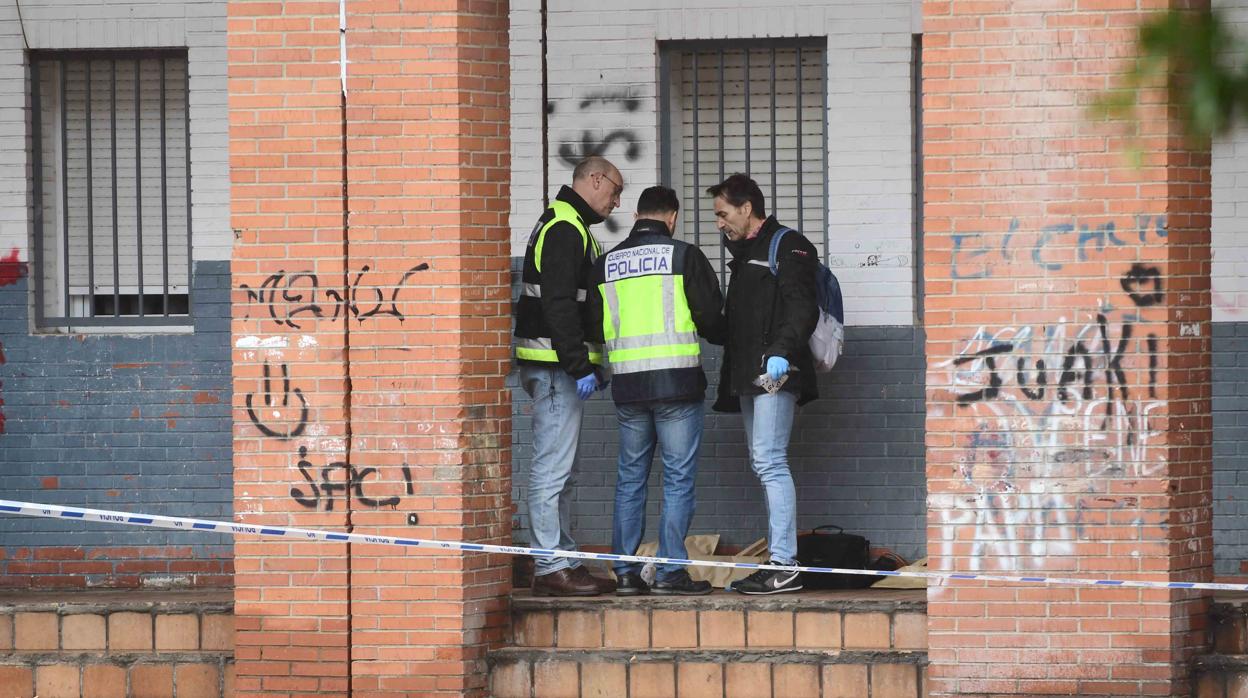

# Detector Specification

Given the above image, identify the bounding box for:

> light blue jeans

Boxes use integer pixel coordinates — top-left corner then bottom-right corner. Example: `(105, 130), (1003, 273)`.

(740, 391), (799, 565)
(521, 365), (586, 576)
(611, 400), (703, 583)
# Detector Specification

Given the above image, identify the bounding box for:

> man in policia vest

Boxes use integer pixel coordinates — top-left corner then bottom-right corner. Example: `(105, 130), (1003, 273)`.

(588, 186), (727, 596)
(514, 156), (622, 597)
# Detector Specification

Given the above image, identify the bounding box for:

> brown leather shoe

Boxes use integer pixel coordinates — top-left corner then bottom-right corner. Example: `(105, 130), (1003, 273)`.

(570, 565), (617, 594)
(532, 568), (600, 597)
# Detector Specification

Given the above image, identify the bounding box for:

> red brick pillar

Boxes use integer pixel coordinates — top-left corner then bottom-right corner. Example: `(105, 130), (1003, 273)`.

(922, 2), (1212, 696)
(229, 1), (511, 696)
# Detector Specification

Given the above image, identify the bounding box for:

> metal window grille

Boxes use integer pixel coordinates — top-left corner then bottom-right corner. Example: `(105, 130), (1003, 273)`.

(30, 49), (192, 329)
(660, 38), (828, 278)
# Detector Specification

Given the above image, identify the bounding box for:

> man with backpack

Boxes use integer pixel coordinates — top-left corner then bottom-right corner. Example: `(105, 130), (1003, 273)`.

(707, 173), (819, 595)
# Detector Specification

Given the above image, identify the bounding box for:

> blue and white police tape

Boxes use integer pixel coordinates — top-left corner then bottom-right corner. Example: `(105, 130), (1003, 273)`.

(1, 498), (1243, 592)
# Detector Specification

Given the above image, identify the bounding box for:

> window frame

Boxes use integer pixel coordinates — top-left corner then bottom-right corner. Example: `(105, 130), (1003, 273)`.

(658, 36), (830, 278)
(29, 47), (193, 331)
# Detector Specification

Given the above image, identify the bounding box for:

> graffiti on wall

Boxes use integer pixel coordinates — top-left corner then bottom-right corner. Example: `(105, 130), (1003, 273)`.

(951, 215), (1168, 280)
(549, 90), (643, 233)
(290, 446), (415, 511)
(0, 249), (26, 436)
(239, 264), (429, 329)
(237, 262), (429, 516)
(935, 218), (1179, 572)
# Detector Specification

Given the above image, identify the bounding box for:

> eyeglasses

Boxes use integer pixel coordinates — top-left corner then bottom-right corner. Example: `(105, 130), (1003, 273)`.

(597, 171), (623, 197)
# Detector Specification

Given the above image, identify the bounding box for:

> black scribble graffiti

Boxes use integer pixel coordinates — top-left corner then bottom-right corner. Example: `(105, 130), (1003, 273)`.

(240, 263), (430, 328)
(1120, 264), (1164, 307)
(556, 131), (642, 171)
(1016, 357), (1047, 401)
(1057, 340), (1094, 404)
(578, 90), (640, 112)
(245, 362), (308, 439)
(1147, 334), (1159, 399)
(1098, 313), (1131, 406)
(954, 344), (1013, 404)
(290, 446), (416, 512)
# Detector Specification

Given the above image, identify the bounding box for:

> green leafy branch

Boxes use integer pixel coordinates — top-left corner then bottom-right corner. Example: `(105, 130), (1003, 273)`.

(1096, 8), (1248, 144)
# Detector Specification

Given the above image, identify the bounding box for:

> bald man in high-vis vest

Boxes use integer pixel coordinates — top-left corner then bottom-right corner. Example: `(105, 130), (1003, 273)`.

(514, 156), (622, 596)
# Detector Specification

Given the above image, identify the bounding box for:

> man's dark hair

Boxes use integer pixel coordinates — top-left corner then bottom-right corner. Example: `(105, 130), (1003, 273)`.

(635, 186), (680, 216)
(706, 173), (766, 219)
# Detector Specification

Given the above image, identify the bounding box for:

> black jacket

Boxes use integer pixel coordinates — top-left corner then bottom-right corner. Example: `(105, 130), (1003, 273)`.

(588, 219), (726, 405)
(713, 216), (819, 412)
(514, 186), (604, 379)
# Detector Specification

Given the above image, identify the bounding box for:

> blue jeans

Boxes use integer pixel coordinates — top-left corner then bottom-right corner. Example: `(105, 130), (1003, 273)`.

(611, 400), (703, 582)
(521, 365), (586, 576)
(740, 391), (798, 566)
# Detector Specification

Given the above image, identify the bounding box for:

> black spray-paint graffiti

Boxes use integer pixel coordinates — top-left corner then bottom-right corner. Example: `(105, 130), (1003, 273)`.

(289, 446), (415, 512)
(954, 313), (1154, 408)
(239, 263), (429, 329)
(238, 262), (428, 516)
(550, 90), (644, 233)
(577, 91), (640, 112)
(955, 265), (1162, 409)
(1120, 263), (1164, 307)
(952, 215), (1167, 279)
(556, 131), (642, 169)
(245, 362), (308, 439)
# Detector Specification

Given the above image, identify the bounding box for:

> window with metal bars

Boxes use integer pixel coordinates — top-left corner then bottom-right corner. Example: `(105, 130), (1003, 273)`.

(30, 49), (192, 330)
(659, 38), (828, 279)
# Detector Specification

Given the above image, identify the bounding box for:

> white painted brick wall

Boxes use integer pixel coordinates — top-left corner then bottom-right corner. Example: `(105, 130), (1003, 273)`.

(511, 0), (920, 327)
(1213, 0), (1248, 323)
(0, 0), (229, 265)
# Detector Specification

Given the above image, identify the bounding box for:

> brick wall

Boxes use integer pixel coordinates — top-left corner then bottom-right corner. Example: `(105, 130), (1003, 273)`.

(229, 1), (511, 695)
(0, 262), (232, 588)
(922, 0), (1212, 695)
(0, 0), (234, 589)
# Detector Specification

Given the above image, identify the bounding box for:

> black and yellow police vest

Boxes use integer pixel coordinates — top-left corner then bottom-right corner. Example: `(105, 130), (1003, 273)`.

(514, 198), (605, 369)
(597, 233), (702, 402)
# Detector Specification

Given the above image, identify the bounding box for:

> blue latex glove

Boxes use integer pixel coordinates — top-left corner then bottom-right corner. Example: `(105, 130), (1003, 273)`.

(575, 373), (598, 400)
(765, 355), (790, 381)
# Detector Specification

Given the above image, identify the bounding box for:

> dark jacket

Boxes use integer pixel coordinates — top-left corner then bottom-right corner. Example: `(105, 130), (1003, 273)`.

(713, 216), (819, 412)
(588, 219), (726, 405)
(514, 186), (605, 380)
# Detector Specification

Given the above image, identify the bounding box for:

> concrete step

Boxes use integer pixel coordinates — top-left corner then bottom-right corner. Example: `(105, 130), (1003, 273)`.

(490, 647), (927, 698)
(0, 589), (233, 697)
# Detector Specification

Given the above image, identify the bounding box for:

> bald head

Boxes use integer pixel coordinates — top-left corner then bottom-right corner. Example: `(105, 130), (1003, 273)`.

(573, 156), (616, 182)
(570, 156), (622, 219)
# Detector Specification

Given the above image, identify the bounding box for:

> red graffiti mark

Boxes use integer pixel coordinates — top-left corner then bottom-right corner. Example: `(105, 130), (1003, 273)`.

(0, 249), (25, 287)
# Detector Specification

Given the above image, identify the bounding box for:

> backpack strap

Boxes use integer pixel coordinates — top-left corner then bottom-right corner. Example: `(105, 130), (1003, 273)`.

(762, 226), (795, 350)
(767, 227), (794, 276)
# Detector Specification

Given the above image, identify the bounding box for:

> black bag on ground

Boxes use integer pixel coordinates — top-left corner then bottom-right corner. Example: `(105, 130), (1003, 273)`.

(796, 525), (873, 590)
